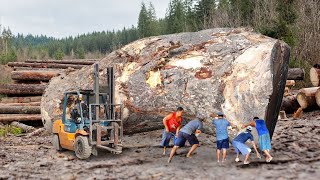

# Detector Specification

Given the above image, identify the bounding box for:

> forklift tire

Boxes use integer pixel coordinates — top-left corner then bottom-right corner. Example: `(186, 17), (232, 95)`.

(52, 134), (63, 151)
(74, 136), (92, 159)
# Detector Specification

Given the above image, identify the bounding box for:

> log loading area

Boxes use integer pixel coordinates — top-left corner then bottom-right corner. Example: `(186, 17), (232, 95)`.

(1, 29), (320, 179)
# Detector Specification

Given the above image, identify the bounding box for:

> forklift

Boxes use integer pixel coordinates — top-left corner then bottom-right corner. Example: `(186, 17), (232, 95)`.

(52, 64), (123, 159)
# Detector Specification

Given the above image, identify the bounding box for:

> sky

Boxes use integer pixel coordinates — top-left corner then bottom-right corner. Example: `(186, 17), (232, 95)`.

(0, 0), (170, 38)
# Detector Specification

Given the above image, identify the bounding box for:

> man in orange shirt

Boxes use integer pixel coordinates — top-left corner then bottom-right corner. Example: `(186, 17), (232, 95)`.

(161, 107), (184, 155)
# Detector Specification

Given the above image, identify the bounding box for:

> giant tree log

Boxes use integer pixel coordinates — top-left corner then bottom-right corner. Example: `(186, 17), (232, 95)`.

(296, 87), (319, 110)
(0, 106), (40, 114)
(25, 59), (97, 65)
(0, 84), (46, 95)
(287, 68), (305, 80)
(7, 62), (85, 69)
(310, 64), (320, 87)
(11, 71), (59, 81)
(0, 96), (42, 103)
(41, 28), (290, 137)
(0, 114), (41, 122)
(315, 88), (320, 108)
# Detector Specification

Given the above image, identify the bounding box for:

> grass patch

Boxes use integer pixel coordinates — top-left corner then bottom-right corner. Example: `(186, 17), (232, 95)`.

(0, 125), (23, 137)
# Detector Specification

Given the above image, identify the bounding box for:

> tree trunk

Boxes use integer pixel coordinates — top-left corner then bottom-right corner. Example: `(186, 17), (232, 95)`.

(315, 88), (320, 108)
(296, 87), (319, 110)
(281, 95), (300, 114)
(0, 84), (46, 95)
(0, 96), (42, 103)
(10, 121), (36, 132)
(0, 114), (41, 122)
(0, 106), (40, 114)
(11, 71), (59, 81)
(25, 59), (97, 65)
(287, 68), (305, 80)
(13, 67), (63, 71)
(0, 102), (40, 106)
(41, 28), (290, 137)
(310, 65), (320, 87)
(7, 62), (85, 69)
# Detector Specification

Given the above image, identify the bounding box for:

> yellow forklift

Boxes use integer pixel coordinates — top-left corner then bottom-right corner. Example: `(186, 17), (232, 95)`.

(52, 64), (123, 159)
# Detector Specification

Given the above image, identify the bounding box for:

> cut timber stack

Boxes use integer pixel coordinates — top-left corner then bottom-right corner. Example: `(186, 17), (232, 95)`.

(296, 87), (319, 110)
(280, 68), (304, 114)
(0, 59), (98, 123)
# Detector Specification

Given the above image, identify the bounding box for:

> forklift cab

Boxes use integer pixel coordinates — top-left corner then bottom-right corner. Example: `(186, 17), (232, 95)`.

(62, 90), (107, 133)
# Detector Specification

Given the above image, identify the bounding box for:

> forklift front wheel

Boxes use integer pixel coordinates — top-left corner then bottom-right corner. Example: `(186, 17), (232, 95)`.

(74, 136), (92, 159)
(52, 134), (63, 151)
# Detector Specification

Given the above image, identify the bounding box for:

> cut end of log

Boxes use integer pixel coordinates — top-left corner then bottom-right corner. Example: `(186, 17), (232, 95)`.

(310, 66), (320, 87)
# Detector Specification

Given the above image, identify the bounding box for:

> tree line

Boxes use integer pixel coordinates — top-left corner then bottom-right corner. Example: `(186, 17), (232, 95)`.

(0, 0), (319, 72)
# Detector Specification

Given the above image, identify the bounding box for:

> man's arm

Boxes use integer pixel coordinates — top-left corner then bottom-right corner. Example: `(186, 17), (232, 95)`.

(242, 121), (256, 128)
(251, 141), (261, 159)
(176, 124), (182, 136)
(163, 113), (173, 132)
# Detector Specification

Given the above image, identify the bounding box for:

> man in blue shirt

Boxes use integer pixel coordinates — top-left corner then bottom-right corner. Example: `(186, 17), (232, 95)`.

(168, 113), (205, 163)
(232, 126), (261, 164)
(211, 112), (234, 163)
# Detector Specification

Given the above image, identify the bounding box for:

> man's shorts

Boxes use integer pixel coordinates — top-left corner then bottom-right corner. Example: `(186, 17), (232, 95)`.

(232, 141), (252, 155)
(259, 133), (272, 151)
(174, 131), (199, 147)
(216, 138), (229, 150)
(160, 129), (176, 147)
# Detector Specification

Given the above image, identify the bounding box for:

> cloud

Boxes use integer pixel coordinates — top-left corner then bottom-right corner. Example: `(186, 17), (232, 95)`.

(0, 0), (170, 38)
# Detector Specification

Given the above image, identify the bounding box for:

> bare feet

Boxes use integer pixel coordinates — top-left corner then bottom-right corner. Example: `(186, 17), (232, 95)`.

(163, 151), (166, 156)
(235, 157), (240, 162)
(266, 156), (273, 163)
(186, 154), (192, 158)
(168, 157), (172, 163)
(243, 161), (250, 165)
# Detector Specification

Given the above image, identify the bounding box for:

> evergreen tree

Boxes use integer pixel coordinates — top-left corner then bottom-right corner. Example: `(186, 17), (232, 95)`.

(138, 2), (149, 38)
(166, 0), (187, 34)
(194, 0), (216, 29)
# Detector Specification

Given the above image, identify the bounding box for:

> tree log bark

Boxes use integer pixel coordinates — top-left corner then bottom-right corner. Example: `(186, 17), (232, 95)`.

(296, 87), (319, 110)
(287, 68), (305, 80)
(0, 106), (40, 114)
(10, 121), (36, 132)
(310, 64), (320, 87)
(281, 95), (300, 114)
(13, 67), (63, 71)
(0, 114), (41, 122)
(0, 102), (40, 106)
(315, 88), (320, 108)
(0, 84), (46, 95)
(11, 71), (59, 81)
(0, 96), (42, 103)
(25, 59), (96, 65)
(7, 62), (85, 69)
(41, 28), (290, 137)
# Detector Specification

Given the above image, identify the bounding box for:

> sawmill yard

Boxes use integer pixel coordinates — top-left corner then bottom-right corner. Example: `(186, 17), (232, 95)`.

(1, 110), (319, 180)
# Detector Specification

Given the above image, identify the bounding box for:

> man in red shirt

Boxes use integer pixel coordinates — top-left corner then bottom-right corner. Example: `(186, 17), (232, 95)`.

(161, 107), (184, 155)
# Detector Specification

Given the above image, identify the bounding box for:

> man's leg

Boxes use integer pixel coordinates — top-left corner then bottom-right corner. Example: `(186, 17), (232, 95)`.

(161, 130), (172, 155)
(264, 150), (273, 162)
(216, 149), (221, 162)
(186, 144), (199, 158)
(222, 149), (227, 162)
(185, 134), (199, 158)
(168, 146), (179, 163)
(243, 152), (251, 164)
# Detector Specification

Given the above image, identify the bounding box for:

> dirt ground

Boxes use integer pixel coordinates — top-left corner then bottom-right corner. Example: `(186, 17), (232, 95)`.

(1, 111), (320, 180)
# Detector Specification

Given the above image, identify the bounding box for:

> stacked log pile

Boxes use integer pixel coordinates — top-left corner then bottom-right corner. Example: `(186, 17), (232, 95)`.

(0, 59), (98, 123)
(281, 64), (320, 118)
